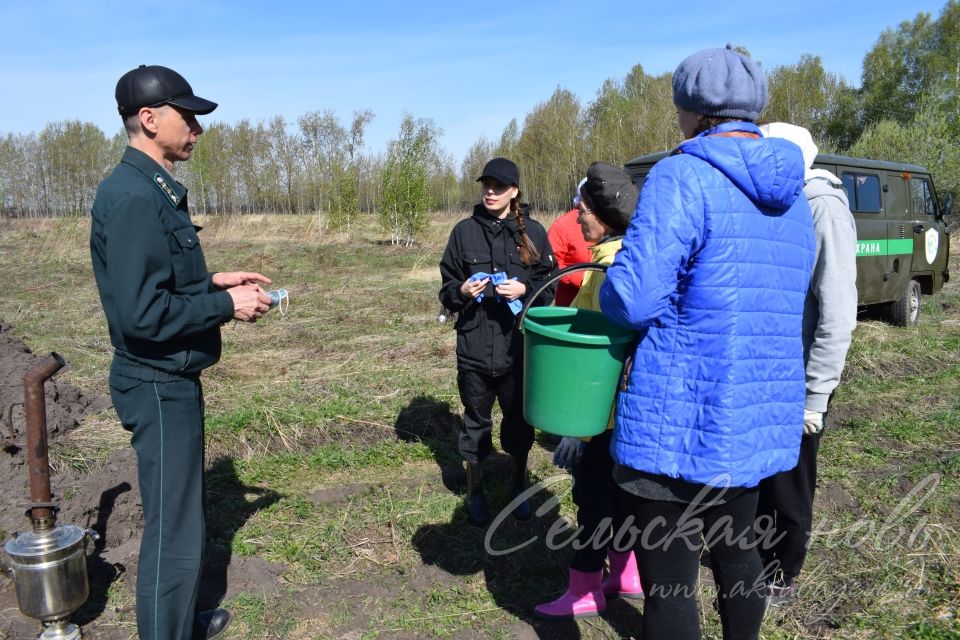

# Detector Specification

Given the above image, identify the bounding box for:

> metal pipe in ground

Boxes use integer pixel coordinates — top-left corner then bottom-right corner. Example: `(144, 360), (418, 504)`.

(5, 351), (93, 639)
(22, 352), (65, 530)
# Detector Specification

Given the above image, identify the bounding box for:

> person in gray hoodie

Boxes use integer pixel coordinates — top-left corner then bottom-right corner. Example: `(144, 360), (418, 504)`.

(756, 122), (858, 604)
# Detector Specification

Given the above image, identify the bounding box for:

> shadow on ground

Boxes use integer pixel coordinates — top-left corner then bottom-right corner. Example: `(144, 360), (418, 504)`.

(394, 395), (465, 493)
(396, 396), (644, 638)
(72, 481), (132, 627)
(198, 456), (283, 611)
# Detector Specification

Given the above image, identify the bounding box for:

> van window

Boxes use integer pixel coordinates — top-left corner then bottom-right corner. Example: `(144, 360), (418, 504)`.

(910, 178), (935, 215)
(841, 172), (882, 213)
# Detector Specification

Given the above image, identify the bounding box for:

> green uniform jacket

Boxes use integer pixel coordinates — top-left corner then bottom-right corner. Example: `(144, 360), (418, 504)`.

(90, 146), (234, 377)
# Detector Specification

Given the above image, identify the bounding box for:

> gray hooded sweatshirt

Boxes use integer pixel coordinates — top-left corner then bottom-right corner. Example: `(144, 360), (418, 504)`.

(802, 176), (858, 412)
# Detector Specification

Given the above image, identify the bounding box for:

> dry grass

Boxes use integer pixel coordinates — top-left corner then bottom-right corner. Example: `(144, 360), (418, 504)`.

(1, 215), (958, 639)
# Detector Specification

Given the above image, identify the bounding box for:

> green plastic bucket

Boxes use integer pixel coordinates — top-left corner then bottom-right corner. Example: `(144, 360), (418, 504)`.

(522, 306), (635, 437)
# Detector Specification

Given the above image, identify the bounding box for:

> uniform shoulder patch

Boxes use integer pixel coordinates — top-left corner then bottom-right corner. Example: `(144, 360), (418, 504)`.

(154, 173), (181, 207)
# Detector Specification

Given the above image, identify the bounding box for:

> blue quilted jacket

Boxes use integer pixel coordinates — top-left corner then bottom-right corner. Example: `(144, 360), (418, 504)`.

(599, 122), (815, 488)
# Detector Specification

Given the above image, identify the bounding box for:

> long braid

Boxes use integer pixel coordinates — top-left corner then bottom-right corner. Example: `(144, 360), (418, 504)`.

(511, 190), (540, 265)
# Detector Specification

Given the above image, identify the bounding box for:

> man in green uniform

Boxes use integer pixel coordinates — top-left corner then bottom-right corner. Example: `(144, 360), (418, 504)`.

(90, 65), (272, 640)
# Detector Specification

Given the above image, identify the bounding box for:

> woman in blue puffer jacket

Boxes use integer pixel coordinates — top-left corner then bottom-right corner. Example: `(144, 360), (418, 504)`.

(599, 45), (815, 639)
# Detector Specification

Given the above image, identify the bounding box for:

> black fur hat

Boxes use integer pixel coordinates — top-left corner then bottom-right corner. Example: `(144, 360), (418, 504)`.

(579, 162), (639, 233)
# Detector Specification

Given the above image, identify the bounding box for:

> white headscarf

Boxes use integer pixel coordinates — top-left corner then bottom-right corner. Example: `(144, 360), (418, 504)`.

(759, 122), (841, 186)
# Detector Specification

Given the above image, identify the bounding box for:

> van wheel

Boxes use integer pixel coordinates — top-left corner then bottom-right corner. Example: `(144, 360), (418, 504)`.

(889, 279), (921, 327)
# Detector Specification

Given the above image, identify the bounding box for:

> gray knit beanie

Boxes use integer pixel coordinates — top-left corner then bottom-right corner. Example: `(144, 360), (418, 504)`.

(672, 44), (767, 120)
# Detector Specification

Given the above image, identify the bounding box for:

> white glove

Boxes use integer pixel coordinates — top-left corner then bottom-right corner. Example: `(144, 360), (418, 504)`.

(552, 437), (586, 471)
(803, 409), (824, 435)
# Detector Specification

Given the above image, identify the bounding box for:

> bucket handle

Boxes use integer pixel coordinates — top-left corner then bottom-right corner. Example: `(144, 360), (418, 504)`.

(518, 263), (608, 332)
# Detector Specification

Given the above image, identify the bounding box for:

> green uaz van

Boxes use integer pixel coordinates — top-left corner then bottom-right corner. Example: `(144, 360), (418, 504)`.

(624, 152), (953, 326)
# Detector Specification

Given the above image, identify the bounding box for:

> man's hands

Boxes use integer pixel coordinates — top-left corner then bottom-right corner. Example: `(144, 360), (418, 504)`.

(227, 285), (272, 322)
(215, 272), (273, 322)
(803, 409), (825, 436)
(212, 271), (272, 289)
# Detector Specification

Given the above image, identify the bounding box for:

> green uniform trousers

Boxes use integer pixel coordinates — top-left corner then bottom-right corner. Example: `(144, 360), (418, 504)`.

(110, 366), (205, 640)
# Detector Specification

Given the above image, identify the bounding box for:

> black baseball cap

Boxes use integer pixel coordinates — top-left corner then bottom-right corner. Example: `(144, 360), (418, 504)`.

(115, 65), (218, 116)
(477, 157), (519, 187)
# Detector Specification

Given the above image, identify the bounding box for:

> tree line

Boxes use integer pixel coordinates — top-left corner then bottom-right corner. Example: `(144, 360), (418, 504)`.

(2, 1), (958, 240)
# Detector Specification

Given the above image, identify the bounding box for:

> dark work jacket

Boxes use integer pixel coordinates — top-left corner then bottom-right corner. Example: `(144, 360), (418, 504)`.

(90, 146), (234, 378)
(438, 204), (557, 374)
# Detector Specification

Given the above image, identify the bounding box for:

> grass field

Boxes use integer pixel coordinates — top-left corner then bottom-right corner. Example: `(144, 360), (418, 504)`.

(0, 212), (958, 639)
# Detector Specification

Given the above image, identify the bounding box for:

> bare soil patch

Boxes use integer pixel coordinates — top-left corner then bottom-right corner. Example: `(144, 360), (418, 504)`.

(0, 321), (287, 639)
(0, 321), (131, 639)
(0, 320), (112, 538)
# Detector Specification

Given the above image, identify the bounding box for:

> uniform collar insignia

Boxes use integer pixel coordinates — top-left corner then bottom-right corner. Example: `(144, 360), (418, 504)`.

(154, 173), (181, 207)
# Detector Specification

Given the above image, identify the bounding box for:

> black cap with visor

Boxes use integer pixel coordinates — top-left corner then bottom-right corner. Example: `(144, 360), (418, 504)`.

(477, 157), (520, 187)
(115, 65), (218, 116)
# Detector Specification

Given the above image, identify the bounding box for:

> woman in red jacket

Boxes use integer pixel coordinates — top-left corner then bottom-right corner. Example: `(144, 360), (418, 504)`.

(547, 178), (593, 306)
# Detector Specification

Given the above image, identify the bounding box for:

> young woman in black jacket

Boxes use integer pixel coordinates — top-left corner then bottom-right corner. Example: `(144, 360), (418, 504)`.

(438, 157), (556, 525)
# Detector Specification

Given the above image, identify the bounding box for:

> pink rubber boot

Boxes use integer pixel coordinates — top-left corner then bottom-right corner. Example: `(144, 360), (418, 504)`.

(602, 550), (644, 599)
(534, 568), (606, 619)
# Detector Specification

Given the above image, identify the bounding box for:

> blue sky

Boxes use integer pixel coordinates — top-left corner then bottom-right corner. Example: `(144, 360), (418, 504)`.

(0, 1), (948, 164)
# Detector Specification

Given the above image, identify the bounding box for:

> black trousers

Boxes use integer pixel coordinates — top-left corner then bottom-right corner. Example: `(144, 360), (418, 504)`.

(570, 430), (624, 572)
(457, 368), (534, 463)
(110, 368), (206, 640)
(620, 486), (767, 640)
(756, 427), (824, 583)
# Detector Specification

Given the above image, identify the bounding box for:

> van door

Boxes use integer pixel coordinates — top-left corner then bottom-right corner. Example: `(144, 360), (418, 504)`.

(908, 174), (949, 293)
(840, 170), (895, 304)
(880, 171), (914, 301)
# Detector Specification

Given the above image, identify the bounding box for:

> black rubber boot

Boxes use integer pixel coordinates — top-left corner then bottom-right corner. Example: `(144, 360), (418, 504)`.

(510, 453), (531, 521)
(465, 460), (489, 526)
